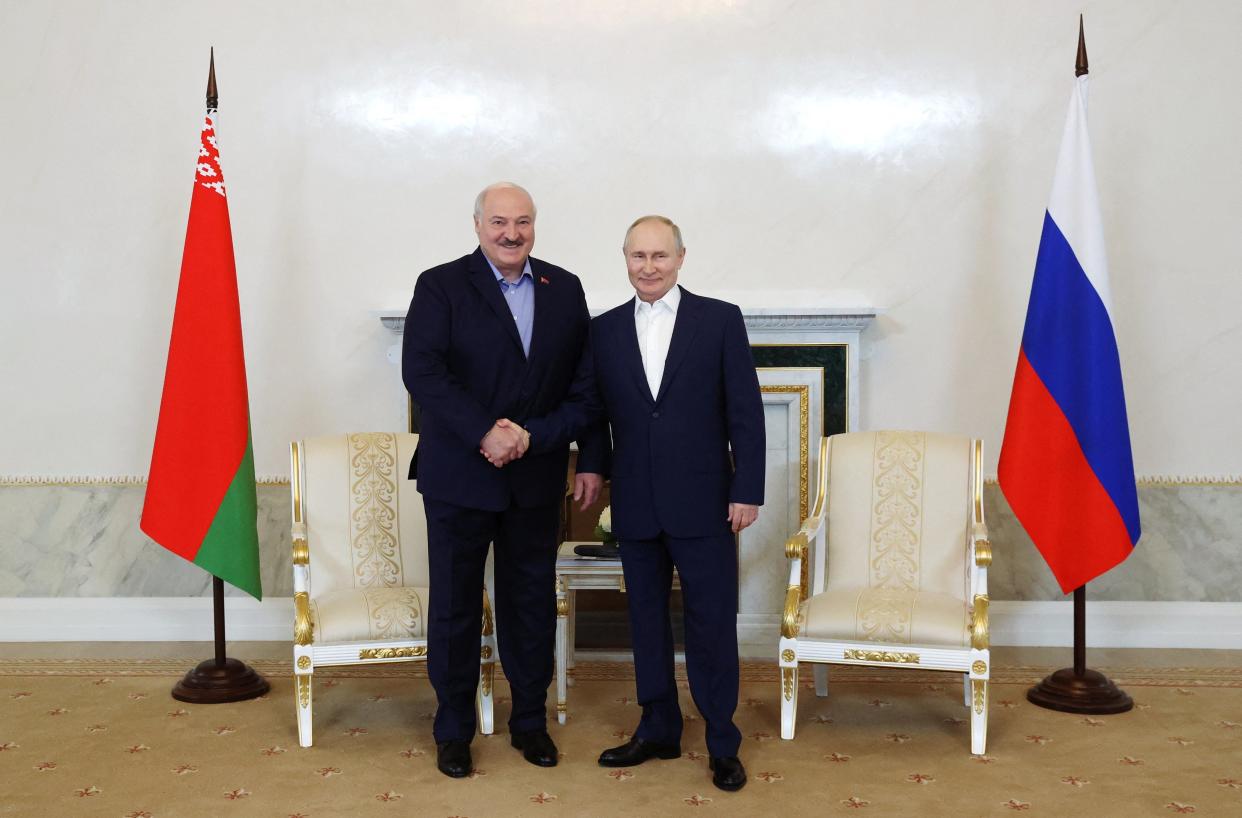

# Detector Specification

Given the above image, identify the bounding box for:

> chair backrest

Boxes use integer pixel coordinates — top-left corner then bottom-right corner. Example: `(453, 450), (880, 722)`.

(295, 432), (429, 597)
(823, 430), (972, 601)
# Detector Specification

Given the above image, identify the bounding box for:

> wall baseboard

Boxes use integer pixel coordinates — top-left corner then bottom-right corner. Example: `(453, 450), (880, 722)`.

(1, 598), (1238, 649)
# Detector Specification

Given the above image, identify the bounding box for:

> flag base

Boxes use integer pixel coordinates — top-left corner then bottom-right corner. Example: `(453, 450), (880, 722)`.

(172, 657), (270, 704)
(1026, 667), (1133, 714)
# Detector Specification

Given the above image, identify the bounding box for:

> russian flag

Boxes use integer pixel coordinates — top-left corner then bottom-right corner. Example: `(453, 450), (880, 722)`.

(998, 73), (1141, 594)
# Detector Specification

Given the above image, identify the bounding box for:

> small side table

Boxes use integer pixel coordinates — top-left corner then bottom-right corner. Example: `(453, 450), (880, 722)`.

(554, 541), (679, 723)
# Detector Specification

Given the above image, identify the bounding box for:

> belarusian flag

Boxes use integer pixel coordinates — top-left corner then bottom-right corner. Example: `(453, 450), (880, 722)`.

(141, 103), (262, 600)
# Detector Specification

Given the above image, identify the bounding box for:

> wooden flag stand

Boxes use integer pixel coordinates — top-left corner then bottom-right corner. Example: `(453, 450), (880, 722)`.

(172, 576), (270, 703)
(1025, 19), (1132, 717)
(1026, 585), (1132, 713)
(170, 52), (269, 705)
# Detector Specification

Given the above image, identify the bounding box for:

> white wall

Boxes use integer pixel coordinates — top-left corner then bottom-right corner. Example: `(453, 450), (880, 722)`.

(2, 0), (1239, 479)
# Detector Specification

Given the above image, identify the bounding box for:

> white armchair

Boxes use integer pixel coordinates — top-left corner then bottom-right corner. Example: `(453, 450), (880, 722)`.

(778, 431), (992, 754)
(290, 432), (496, 747)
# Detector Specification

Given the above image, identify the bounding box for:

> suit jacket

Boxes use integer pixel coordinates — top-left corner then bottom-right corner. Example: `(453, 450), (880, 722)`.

(402, 248), (605, 511)
(591, 288), (765, 539)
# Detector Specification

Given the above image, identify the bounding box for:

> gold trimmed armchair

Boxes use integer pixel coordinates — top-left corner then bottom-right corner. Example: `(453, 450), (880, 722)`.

(290, 432), (496, 747)
(779, 431), (992, 754)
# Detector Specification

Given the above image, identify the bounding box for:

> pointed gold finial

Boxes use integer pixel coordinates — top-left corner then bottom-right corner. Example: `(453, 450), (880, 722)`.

(1076, 15), (1089, 77)
(206, 47), (218, 110)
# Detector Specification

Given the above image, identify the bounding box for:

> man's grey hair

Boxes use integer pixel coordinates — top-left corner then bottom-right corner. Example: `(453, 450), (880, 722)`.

(474, 182), (537, 221)
(623, 215), (684, 253)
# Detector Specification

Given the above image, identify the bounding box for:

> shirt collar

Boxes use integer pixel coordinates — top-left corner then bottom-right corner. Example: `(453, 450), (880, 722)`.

(634, 284), (681, 316)
(486, 256), (533, 285)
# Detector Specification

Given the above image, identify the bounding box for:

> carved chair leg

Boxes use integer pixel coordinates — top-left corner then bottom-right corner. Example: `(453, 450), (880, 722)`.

(813, 664), (829, 697)
(969, 678), (988, 755)
(477, 660), (495, 736)
(780, 664), (799, 740)
(295, 672), (313, 748)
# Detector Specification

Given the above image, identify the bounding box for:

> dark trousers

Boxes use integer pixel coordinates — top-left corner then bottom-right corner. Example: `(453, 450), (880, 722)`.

(619, 531), (742, 757)
(423, 496), (560, 744)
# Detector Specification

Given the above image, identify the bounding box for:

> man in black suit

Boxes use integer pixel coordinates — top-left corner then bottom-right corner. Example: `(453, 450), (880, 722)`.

(579, 215), (765, 791)
(402, 182), (604, 778)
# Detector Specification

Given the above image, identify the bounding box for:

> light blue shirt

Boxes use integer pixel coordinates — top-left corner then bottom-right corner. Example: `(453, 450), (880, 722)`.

(486, 257), (535, 356)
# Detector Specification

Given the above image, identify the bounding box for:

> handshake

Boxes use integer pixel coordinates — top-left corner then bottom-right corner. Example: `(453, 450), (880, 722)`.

(479, 418), (530, 467)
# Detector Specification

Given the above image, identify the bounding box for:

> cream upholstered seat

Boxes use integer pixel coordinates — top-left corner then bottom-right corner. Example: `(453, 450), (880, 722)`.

(290, 432), (496, 747)
(779, 431), (992, 754)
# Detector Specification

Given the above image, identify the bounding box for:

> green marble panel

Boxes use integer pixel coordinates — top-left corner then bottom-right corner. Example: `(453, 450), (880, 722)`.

(751, 344), (848, 435)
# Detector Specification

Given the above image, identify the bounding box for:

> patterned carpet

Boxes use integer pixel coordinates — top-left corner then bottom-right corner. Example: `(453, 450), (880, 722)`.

(1, 659), (1240, 817)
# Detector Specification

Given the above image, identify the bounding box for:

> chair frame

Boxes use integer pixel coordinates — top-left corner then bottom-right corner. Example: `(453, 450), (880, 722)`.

(778, 436), (992, 754)
(289, 437), (497, 748)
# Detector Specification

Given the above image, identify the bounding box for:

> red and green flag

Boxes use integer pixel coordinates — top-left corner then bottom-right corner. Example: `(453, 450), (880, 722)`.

(141, 105), (262, 600)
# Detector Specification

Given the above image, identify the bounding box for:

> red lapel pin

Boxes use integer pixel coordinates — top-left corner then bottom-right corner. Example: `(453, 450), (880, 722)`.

(539, 275), (550, 285)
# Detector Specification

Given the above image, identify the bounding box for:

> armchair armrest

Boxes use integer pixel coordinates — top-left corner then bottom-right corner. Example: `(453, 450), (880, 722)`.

(782, 532), (807, 639)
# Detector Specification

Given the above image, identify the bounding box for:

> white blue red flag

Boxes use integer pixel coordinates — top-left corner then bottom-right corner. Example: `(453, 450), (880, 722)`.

(998, 73), (1141, 593)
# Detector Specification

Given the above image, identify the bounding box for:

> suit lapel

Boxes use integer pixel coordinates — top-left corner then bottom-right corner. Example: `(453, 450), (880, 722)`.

(655, 289), (702, 404)
(526, 260), (554, 365)
(616, 298), (654, 405)
(467, 248), (525, 354)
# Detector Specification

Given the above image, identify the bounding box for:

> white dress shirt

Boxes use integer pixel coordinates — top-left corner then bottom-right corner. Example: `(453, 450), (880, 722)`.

(633, 284), (681, 399)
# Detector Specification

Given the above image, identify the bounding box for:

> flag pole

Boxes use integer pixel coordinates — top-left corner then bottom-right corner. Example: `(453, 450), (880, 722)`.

(1025, 19), (1133, 716)
(171, 49), (269, 704)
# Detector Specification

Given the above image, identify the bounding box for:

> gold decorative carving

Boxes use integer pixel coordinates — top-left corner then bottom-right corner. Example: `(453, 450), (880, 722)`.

(292, 537), (310, 566)
(856, 587), (915, 643)
(481, 592), (494, 636)
(556, 597), (569, 617)
(348, 432), (402, 588)
(556, 703), (567, 714)
(781, 649), (795, 663)
(843, 648), (919, 664)
(972, 679), (986, 714)
(785, 531), (808, 561)
(297, 675), (311, 709)
(293, 592), (314, 646)
(972, 660), (987, 675)
(359, 646), (427, 660)
(869, 431), (925, 592)
(481, 664), (494, 696)
(618, 575), (626, 593)
(972, 439), (983, 528)
(974, 539), (992, 567)
(364, 587), (422, 640)
(760, 385), (810, 520)
(296, 656), (311, 670)
(970, 595), (990, 651)
(782, 667), (795, 701)
(290, 441), (304, 523)
(481, 645), (492, 659)
(781, 585), (801, 638)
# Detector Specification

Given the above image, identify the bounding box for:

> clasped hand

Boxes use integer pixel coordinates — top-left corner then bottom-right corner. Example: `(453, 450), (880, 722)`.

(480, 418), (530, 467)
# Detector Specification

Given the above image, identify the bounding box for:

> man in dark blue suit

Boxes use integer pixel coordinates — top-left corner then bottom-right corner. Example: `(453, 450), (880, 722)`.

(402, 182), (605, 778)
(580, 215), (765, 792)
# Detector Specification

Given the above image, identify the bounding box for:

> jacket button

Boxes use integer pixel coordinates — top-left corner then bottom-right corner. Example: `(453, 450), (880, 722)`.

(651, 411), (660, 418)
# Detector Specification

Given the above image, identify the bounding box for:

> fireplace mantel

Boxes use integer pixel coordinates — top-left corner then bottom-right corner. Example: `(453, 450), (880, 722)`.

(377, 306), (878, 431)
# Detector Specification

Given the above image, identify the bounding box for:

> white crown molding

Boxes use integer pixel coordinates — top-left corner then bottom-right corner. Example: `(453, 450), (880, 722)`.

(2, 599), (1238, 648)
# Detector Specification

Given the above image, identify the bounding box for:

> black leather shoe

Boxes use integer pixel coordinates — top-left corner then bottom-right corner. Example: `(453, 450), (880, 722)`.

(598, 737), (682, 767)
(510, 730), (559, 767)
(436, 740), (472, 778)
(709, 756), (747, 791)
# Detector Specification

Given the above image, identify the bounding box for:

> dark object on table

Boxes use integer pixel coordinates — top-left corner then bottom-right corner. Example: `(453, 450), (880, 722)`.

(574, 542), (620, 559)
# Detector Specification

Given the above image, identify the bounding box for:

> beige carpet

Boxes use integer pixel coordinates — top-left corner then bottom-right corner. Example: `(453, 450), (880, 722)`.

(1, 659), (1240, 817)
